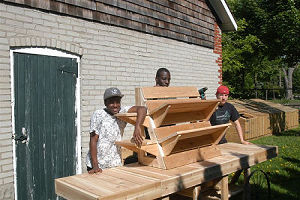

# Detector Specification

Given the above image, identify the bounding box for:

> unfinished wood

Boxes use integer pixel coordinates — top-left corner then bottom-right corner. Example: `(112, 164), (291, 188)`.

(135, 87), (145, 106)
(193, 186), (201, 200)
(156, 124), (230, 154)
(115, 113), (152, 128)
(142, 86), (199, 99)
(161, 111), (206, 126)
(227, 99), (299, 143)
(56, 143), (278, 200)
(160, 135), (181, 156)
(141, 147), (206, 169)
(138, 152), (160, 168)
(176, 124), (230, 141)
(176, 185), (201, 199)
(151, 124), (229, 156)
(221, 176), (229, 200)
(55, 179), (99, 200)
(118, 86), (229, 169)
(170, 135), (213, 154)
(146, 99), (219, 125)
(152, 104), (171, 127)
(155, 121), (211, 141)
(161, 145), (222, 169)
(146, 99), (219, 114)
(115, 140), (160, 156)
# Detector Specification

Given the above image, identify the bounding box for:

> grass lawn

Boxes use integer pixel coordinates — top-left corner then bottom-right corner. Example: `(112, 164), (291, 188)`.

(232, 125), (300, 199)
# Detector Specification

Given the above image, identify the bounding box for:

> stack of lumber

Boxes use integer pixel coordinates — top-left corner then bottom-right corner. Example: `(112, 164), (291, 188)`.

(226, 99), (299, 143)
(116, 87), (231, 169)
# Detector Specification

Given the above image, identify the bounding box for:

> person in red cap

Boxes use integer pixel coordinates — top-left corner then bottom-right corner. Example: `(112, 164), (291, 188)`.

(210, 85), (251, 145)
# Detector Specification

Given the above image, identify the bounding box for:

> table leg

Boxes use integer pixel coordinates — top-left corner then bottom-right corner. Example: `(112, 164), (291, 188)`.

(243, 168), (251, 184)
(158, 196), (169, 200)
(243, 168), (251, 200)
(193, 186), (201, 200)
(221, 176), (229, 200)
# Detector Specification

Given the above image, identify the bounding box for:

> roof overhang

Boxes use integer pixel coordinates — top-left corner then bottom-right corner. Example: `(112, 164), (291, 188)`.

(208, 0), (237, 32)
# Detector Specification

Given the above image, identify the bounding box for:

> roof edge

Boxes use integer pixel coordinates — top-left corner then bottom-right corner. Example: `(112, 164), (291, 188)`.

(208, 0), (237, 32)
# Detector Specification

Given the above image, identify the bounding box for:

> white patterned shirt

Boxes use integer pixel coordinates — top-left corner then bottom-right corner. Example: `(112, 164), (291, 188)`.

(86, 106), (131, 169)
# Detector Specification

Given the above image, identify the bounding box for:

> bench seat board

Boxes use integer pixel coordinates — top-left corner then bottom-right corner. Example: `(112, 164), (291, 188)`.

(55, 143), (278, 200)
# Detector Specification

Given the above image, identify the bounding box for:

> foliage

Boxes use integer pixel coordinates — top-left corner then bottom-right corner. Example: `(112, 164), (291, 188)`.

(223, 0), (300, 99)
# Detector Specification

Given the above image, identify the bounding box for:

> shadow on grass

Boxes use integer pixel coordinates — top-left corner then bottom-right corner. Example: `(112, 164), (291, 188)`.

(282, 156), (300, 166)
(274, 128), (300, 136)
(267, 168), (300, 200)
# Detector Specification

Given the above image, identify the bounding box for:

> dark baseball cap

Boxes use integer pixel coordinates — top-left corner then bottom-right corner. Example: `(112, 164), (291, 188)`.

(104, 87), (124, 100)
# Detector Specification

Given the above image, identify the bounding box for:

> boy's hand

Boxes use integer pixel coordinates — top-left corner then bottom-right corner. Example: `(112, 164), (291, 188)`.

(241, 140), (251, 145)
(88, 166), (102, 174)
(133, 126), (143, 147)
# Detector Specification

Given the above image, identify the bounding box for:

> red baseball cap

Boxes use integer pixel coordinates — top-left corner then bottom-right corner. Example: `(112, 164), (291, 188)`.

(216, 85), (229, 95)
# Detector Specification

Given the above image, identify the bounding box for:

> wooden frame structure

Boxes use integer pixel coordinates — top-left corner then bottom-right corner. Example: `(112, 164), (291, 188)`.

(116, 87), (231, 169)
(55, 143), (278, 200)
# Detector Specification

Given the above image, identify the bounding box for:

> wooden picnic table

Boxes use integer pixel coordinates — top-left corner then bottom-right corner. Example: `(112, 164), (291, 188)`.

(55, 143), (277, 200)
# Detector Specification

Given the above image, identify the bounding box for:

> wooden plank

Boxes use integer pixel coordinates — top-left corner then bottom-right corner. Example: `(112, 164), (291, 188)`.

(211, 126), (230, 145)
(146, 99), (219, 124)
(152, 104), (170, 127)
(176, 124), (230, 140)
(155, 121), (211, 140)
(221, 176), (229, 200)
(161, 135), (181, 156)
(170, 135), (213, 154)
(142, 86), (199, 99)
(157, 123), (229, 149)
(135, 87), (145, 106)
(117, 163), (172, 180)
(146, 99), (219, 114)
(55, 179), (99, 200)
(115, 140), (160, 156)
(115, 113), (151, 128)
(161, 111), (206, 125)
(160, 145), (222, 169)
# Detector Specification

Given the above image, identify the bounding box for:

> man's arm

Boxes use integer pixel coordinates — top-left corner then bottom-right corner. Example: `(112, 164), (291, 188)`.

(233, 120), (251, 145)
(128, 106), (147, 147)
(88, 131), (102, 174)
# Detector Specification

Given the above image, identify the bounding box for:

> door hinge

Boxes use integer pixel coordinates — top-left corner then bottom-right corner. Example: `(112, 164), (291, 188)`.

(12, 127), (28, 143)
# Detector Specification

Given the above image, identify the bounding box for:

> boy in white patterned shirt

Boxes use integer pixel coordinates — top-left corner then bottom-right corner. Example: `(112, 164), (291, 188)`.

(86, 87), (146, 174)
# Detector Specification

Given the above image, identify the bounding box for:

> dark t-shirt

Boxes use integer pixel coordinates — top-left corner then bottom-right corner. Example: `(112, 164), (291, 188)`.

(210, 102), (240, 143)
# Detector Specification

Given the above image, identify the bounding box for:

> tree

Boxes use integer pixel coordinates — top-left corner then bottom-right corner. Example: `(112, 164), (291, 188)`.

(224, 0), (300, 99)
(222, 19), (266, 98)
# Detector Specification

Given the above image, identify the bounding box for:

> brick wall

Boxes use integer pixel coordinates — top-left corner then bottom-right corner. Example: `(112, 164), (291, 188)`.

(214, 23), (223, 85)
(0, 3), (221, 198)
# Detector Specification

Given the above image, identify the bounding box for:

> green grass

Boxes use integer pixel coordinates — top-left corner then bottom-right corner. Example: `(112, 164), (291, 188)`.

(250, 126), (300, 199)
(231, 125), (300, 199)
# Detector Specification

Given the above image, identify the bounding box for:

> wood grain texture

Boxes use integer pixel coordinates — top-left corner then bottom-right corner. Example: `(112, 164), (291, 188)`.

(4, 0), (217, 48)
(56, 143), (278, 200)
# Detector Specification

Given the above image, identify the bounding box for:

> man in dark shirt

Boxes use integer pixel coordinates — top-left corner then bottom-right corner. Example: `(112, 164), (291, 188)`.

(210, 85), (250, 145)
(155, 68), (171, 87)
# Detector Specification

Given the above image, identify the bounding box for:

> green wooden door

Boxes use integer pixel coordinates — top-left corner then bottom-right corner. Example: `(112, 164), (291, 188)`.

(13, 52), (78, 200)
